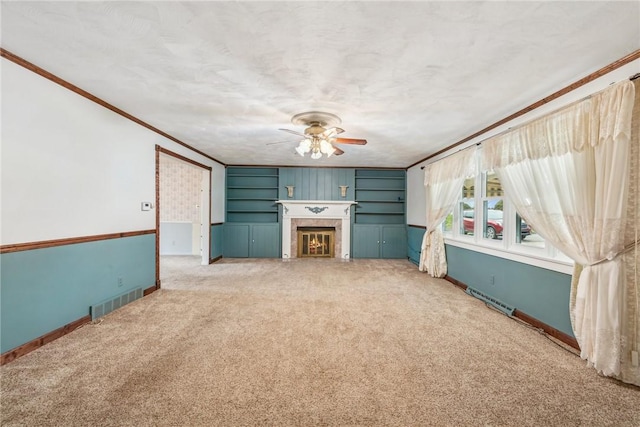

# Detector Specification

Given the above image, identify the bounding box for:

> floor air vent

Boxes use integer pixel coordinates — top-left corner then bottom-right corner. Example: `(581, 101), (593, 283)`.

(465, 287), (515, 316)
(90, 287), (143, 320)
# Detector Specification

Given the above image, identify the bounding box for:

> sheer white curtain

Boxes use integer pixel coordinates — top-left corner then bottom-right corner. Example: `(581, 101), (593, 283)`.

(482, 80), (637, 384)
(419, 148), (475, 277)
(619, 80), (639, 386)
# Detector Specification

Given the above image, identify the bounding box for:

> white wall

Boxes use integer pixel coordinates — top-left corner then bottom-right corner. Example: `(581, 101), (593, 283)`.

(211, 163), (226, 223)
(406, 166), (427, 226)
(0, 58), (225, 245)
(406, 59), (640, 224)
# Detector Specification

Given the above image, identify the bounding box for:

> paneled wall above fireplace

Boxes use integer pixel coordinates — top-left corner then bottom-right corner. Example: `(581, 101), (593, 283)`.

(278, 168), (355, 201)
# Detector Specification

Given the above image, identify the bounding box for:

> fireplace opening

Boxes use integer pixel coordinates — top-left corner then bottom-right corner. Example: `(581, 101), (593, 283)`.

(297, 227), (335, 258)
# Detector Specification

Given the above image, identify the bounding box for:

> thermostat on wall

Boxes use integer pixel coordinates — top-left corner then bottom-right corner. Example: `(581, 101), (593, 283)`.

(141, 202), (153, 211)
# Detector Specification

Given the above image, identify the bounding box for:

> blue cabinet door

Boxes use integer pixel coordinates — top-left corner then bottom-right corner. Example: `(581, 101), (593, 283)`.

(352, 225), (381, 258)
(250, 224), (280, 258)
(223, 224), (250, 257)
(381, 226), (407, 259)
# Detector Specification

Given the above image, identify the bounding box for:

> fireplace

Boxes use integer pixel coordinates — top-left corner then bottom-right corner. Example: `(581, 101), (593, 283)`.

(297, 227), (335, 258)
(277, 200), (357, 259)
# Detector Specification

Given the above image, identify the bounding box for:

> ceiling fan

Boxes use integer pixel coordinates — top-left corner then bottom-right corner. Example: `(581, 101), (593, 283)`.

(277, 111), (367, 159)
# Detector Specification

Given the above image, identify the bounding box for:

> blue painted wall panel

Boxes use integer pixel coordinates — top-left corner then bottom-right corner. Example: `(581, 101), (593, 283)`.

(210, 224), (223, 259)
(445, 244), (573, 337)
(0, 234), (155, 353)
(278, 168), (355, 200)
(407, 226), (424, 265)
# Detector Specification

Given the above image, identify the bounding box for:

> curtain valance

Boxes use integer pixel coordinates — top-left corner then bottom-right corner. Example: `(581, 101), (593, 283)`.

(482, 81), (635, 169)
(423, 147), (476, 185)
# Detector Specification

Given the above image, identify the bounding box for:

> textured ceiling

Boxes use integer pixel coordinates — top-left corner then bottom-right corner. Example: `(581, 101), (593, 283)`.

(2, 1), (639, 167)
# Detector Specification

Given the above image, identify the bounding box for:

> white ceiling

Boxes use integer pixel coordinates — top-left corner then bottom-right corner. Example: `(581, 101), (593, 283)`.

(2, 1), (639, 167)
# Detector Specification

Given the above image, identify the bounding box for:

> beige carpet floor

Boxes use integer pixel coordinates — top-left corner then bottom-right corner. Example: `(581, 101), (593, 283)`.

(1, 257), (638, 426)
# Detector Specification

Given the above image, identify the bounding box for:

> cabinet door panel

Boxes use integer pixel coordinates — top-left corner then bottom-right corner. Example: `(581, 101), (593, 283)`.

(223, 224), (250, 257)
(250, 224), (280, 258)
(352, 225), (381, 258)
(381, 226), (407, 259)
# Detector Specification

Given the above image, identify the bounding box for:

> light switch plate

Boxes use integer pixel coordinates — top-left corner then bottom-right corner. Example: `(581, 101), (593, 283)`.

(141, 202), (152, 211)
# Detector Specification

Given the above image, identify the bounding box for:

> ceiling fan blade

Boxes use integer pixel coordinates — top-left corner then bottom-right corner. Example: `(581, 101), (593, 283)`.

(333, 146), (345, 156)
(279, 128), (307, 138)
(323, 127), (345, 138)
(266, 139), (295, 146)
(334, 137), (367, 145)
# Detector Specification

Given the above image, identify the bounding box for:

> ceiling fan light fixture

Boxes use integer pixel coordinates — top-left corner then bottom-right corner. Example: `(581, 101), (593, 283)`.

(280, 111), (367, 160)
(323, 127), (344, 138)
(295, 139), (312, 156)
(319, 139), (333, 154)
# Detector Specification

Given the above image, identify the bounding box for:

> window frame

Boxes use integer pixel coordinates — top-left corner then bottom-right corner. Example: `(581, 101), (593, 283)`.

(442, 148), (573, 275)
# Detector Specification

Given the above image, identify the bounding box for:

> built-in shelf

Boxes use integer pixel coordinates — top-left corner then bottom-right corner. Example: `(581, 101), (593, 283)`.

(355, 188), (406, 191)
(354, 169), (405, 225)
(227, 210), (278, 213)
(226, 167), (279, 223)
(355, 213), (405, 216)
(227, 197), (279, 201)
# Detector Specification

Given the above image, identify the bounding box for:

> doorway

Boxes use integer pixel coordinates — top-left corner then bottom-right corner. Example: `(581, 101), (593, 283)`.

(156, 147), (212, 287)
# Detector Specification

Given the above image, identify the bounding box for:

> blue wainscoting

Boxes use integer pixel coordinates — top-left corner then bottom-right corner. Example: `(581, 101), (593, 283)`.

(0, 233), (155, 353)
(210, 223), (223, 260)
(407, 225), (425, 265)
(445, 244), (574, 337)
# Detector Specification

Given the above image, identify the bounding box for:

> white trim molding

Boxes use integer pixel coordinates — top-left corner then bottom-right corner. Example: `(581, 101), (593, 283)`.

(277, 200), (357, 259)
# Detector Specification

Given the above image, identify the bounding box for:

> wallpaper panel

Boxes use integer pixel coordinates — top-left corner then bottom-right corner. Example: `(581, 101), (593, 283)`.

(159, 155), (201, 222)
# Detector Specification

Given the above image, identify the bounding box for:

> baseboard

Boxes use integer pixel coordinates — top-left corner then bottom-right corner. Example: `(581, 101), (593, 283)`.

(443, 275), (468, 291)
(209, 255), (223, 264)
(513, 309), (579, 350)
(2, 282), (161, 365)
(0, 315), (91, 365)
(443, 275), (579, 350)
(145, 284), (158, 295)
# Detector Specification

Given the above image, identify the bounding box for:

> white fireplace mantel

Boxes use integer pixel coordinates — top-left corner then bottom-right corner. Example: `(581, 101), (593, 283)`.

(277, 200), (357, 259)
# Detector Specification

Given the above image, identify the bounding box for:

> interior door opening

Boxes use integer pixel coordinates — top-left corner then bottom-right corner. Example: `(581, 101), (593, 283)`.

(157, 149), (212, 285)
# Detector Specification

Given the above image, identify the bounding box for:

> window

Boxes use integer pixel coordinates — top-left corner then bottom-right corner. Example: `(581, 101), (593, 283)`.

(516, 212), (545, 249)
(442, 149), (572, 273)
(459, 177), (475, 236)
(482, 170), (503, 240)
(442, 212), (453, 234)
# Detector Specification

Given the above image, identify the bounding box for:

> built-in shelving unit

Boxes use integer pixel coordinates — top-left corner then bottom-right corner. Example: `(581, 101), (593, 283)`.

(224, 167), (280, 258)
(354, 169), (406, 224)
(353, 169), (407, 259)
(226, 167), (279, 223)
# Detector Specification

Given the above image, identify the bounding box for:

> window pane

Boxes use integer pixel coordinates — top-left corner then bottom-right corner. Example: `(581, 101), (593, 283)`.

(462, 177), (474, 199)
(483, 171), (503, 240)
(516, 212), (545, 248)
(485, 171), (503, 197)
(460, 177), (475, 236)
(442, 212), (453, 234)
(483, 198), (503, 240)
